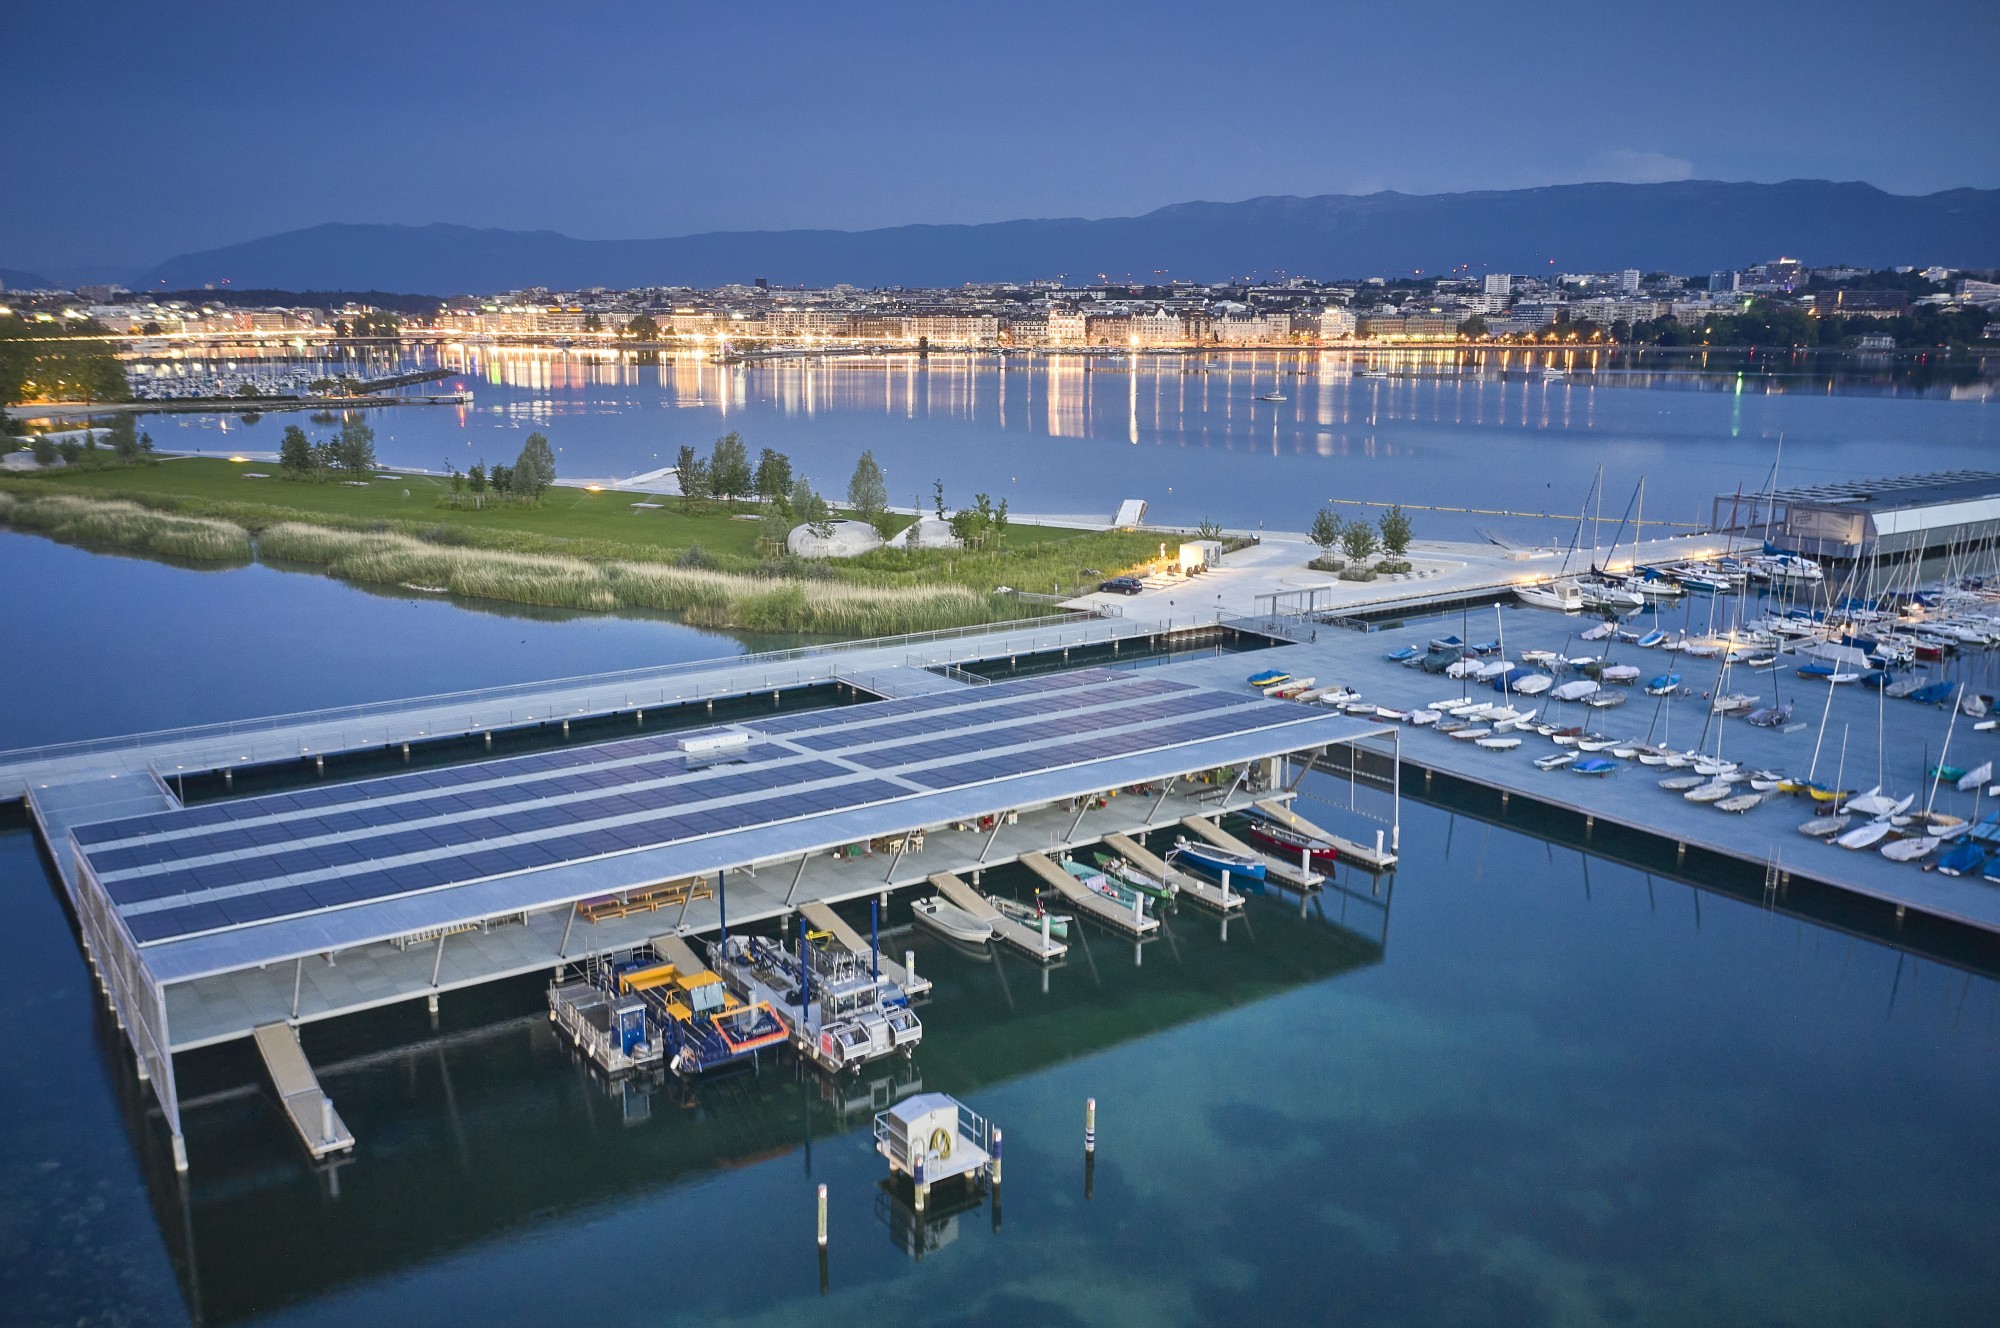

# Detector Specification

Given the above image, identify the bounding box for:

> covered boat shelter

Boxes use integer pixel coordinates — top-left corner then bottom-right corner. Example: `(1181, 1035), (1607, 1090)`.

(53, 666), (1390, 1171)
(1713, 470), (2000, 565)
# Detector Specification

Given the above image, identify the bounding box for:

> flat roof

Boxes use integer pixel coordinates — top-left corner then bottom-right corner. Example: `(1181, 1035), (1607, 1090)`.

(73, 668), (1369, 983)
(1763, 470), (2000, 513)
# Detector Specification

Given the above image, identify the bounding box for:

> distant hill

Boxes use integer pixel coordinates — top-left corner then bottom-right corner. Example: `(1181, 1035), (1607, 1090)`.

(139, 181), (2000, 293)
(1, 268), (53, 291)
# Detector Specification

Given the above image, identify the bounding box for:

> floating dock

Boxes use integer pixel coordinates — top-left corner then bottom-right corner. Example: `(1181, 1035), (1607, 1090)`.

(251, 1022), (354, 1161)
(1179, 814), (1325, 893)
(1253, 799), (1398, 871)
(1098, 831), (1243, 913)
(928, 870), (1067, 961)
(1021, 851), (1160, 937)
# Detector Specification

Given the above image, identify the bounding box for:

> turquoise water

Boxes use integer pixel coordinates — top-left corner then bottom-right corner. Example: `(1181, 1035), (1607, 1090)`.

(2, 539), (1997, 1325)
(129, 346), (1996, 541)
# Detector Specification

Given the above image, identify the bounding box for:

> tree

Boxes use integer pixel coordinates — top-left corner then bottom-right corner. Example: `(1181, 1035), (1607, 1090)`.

(933, 479), (947, 522)
(1309, 506), (1343, 552)
(335, 417), (376, 476)
(490, 463), (514, 493)
(31, 435), (57, 465)
(949, 493), (1008, 550)
(278, 424), (314, 475)
(673, 443), (711, 501)
(1339, 519), (1379, 562)
(847, 450), (888, 522)
(790, 476), (833, 538)
(1457, 314), (1488, 339)
(468, 461), (488, 493)
(1378, 504), (1413, 558)
(583, 312), (603, 333)
(754, 447), (793, 503)
(624, 314), (660, 341)
(105, 412), (141, 460)
(140, 320), (163, 336)
(513, 432), (557, 498)
(1195, 520), (1225, 542)
(709, 431), (752, 500)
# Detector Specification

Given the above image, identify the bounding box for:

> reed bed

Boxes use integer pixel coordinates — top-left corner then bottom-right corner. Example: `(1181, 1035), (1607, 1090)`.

(0, 493), (251, 561)
(257, 523), (1009, 631)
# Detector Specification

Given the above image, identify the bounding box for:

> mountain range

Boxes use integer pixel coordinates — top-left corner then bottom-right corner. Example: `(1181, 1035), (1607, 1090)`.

(116, 181), (2000, 294)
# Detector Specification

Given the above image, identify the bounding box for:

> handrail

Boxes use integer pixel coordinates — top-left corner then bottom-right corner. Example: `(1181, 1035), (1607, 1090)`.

(0, 610), (1109, 768)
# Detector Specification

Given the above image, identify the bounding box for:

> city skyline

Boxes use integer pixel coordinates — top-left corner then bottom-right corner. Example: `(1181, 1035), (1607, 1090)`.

(5, 0), (1997, 277)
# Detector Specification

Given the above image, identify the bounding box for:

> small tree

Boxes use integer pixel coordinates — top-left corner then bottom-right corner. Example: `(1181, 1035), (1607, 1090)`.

(1457, 314), (1488, 339)
(278, 425), (314, 475)
(848, 450), (888, 523)
(1378, 504), (1413, 559)
(490, 463), (514, 493)
(105, 412), (140, 459)
(673, 444), (711, 501)
(468, 461), (488, 493)
(336, 417), (376, 477)
(1309, 506), (1343, 553)
(1194, 519), (1224, 542)
(513, 431), (557, 499)
(1339, 519), (1379, 563)
(933, 479), (947, 523)
(624, 314), (660, 341)
(790, 476), (833, 539)
(31, 435), (58, 465)
(583, 312), (603, 333)
(754, 447), (793, 503)
(709, 431), (752, 500)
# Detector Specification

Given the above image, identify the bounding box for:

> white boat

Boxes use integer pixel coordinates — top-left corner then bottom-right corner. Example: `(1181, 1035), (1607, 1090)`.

(1476, 735), (1522, 750)
(1957, 762), (1993, 792)
(1880, 836), (1938, 862)
(1799, 814), (1851, 837)
(1600, 665), (1640, 684)
(1578, 580), (1646, 612)
(1716, 793), (1764, 813)
(1685, 782), (1733, 803)
(1580, 622), (1616, 642)
(1550, 679), (1600, 702)
(911, 897), (994, 945)
(1512, 674), (1554, 696)
(1516, 581), (1585, 612)
(1835, 822), (1893, 850)
(1449, 726), (1493, 740)
(1659, 775), (1706, 791)
(1535, 751), (1578, 770)
(1710, 693), (1757, 714)
(1408, 709), (1441, 726)
(1845, 790), (1913, 818)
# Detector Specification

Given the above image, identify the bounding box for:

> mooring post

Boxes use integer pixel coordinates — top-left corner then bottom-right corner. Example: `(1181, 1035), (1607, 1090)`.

(1042, 909), (1052, 949)
(905, 949), (917, 988)
(991, 1127), (1003, 1185)
(914, 1154), (927, 1212)
(1085, 1097), (1096, 1154)
(816, 1183), (828, 1248)
(321, 1095), (335, 1145)
(1220, 868), (1232, 905)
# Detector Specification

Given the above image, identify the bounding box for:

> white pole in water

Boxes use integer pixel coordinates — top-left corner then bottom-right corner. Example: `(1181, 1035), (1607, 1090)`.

(1376, 829), (1385, 860)
(914, 1154), (927, 1212)
(991, 1128), (1003, 1185)
(904, 949), (916, 987)
(817, 1183), (828, 1247)
(1300, 846), (1310, 879)
(321, 1095), (334, 1144)
(1220, 868), (1232, 903)
(1085, 1097), (1097, 1154)
(1042, 909), (1051, 948)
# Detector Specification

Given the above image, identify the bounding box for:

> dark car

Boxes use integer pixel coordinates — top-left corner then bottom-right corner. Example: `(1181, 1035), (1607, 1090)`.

(1099, 576), (1144, 595)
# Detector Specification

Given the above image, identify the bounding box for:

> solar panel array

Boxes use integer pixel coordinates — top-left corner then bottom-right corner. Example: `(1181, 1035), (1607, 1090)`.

(79, 666), (1338, 950)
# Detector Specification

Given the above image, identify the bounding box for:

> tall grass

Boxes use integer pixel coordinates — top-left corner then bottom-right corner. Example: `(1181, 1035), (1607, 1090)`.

(0, 493), (251, 561)
(258, 523), (1008, 631)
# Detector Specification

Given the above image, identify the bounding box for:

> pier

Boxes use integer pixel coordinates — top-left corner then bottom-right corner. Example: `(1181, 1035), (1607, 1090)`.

(1098, 830), (1243, 913)
(1179, 814), (1325, 893)
(927, 871), (1068, 962)
(1022, 851), (1160, 937)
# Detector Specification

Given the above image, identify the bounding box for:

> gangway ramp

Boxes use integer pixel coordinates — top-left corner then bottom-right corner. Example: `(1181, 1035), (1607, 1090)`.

(1181, 815), (1325, 892)
(1254, 798), (1398, 871)
(1099, 832), (1242, 914)
(1021, 852), (1158, 937)
(251, 1022), (354, 1161)
(928, 871), (1066, 962)
(797, 901), (932, 998)
(651, 932), (708, 976)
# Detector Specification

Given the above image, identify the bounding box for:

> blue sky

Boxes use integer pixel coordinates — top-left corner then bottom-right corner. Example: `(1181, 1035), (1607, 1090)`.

(4, 0), (1996, 274)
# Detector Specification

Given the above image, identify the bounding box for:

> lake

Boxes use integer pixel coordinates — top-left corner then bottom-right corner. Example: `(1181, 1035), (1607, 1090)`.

(2, 531), (1998, 1326)
(122, 344), (1997, 542)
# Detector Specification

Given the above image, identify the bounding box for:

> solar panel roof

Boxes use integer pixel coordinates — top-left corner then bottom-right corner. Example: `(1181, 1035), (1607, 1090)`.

(74, 667), (1372, 971)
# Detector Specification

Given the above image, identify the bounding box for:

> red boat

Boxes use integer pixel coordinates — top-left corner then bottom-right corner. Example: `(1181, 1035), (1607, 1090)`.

(1241, 815), (1340, 868)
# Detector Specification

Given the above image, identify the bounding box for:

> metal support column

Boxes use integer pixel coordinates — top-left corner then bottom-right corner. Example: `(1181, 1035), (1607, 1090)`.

(290, 957), (304, 1020)
(979, 813), (1007, 862)
(785, 854), (812, 907)
(558, 901), (578, 957)
(430, 932), (447, 987)
(883, 839), (907, 884)
(1065, 797), (1092, 841)
(1146, 777), (1176, 823)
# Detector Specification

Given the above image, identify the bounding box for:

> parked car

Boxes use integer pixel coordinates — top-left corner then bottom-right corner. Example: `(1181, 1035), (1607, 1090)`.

(1099, 576), (1144, 595)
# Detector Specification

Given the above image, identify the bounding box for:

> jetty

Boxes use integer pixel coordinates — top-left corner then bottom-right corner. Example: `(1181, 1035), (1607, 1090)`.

(927, 870), (1067, 961)
(1179, 814), (1325, 893)
(1021, 851), (1160, 937)
(251, 1022), (354, 1161)
(1099, 830), (1243, 913)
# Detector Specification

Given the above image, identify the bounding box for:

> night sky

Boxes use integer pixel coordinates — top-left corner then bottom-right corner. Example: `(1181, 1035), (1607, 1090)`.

(5, 0), (1997, 277)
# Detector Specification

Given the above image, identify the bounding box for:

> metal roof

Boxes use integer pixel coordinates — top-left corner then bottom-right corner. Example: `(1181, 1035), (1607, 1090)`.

(1760, 471), (2000, 513)
(72, 668), (1374, 983)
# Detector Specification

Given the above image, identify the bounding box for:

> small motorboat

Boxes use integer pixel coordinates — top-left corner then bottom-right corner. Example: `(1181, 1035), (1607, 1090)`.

(1167, 838), (1266, 883)
(1645, 674), (1682, 696)
(1449, 726), (1494, 741)
(1239, 812), (1340, 868)
(1383, 646), (1421, 664)
(1248, 669), (1291, 688)
(1089, 854), (1177, 900)
(1744, 703), (1794, 728)
(990, 895), (1071, 939)
(912, 896), (995, 945)
(1512, 673), (1554, 696)
(1571, 757), (1619, 776)
(1535, 751), (1578, 771)
(1936, 841), (1989, 877)
(1550, 680), (1599, 702)
(1600, 664), (1640, 684)
(1408, 709), (1441, 726)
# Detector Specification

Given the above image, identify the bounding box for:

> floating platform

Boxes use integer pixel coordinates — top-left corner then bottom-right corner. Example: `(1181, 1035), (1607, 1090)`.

(1179, 814), (1325, 893)
(251, 1022), (353, 1161)
(1021, 852), (1159, 937)
(1099, 831), (1243, 913)
(1253, 799), (1398, 871)
(928, 871), (1067, 961)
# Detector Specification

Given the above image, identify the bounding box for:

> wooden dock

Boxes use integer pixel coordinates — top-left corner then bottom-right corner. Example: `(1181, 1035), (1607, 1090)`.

(797, 901), (933, 998)
(928, 871), (1067, 962)
(1021, 852), (1159, 937)
(1099, 831), (1243, 913)
(251, 1022), (354, 1161)
(1179, 815), (1325, 892)
(1253, 798), (1398, 871)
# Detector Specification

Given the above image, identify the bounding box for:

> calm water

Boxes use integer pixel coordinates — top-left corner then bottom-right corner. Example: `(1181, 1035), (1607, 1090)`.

(124, 346), (1997, 541)
(2, 540), (1998, 1325)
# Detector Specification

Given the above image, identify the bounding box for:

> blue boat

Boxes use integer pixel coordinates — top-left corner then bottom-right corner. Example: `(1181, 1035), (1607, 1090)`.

(1384, 645), (1421, 663)
(1636, 630), (1666, 648)
(1936, 841), (1988, 877)
(1797, 662), (1835, 679)
(1910, 682), (1957, 705)
(1744, 702), (1794, 728)
(1247, 669), (1290, 687)
(1167, 838), (1267, 882)
(1428, 634), (1465, 652)
(1645, 673), (1680, 695)
(1571, 757), (1619, 776)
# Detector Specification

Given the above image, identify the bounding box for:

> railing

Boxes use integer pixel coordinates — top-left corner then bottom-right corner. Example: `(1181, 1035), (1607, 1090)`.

(0, 611), (1111, 771)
